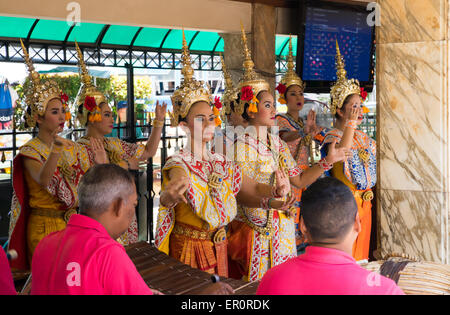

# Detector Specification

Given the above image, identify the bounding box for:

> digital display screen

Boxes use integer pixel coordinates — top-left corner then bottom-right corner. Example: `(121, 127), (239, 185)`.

(302, 6), (374, 82)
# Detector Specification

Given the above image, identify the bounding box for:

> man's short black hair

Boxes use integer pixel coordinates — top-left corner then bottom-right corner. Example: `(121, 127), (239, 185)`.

(301, 177), (358, 242)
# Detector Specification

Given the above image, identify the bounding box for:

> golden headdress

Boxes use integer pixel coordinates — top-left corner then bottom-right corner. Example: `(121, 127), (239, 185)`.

(20, 39), (65, 128)
(330, 40), (361, 115)
(219, 53), (238, 120)
(74, 41), (108, 126)
(169, 30), (213, 127)
(235, 23), (270, 116)
(276, 36), (305, 104)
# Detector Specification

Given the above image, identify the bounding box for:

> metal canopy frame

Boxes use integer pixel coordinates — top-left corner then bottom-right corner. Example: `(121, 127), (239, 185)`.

(0, 18), (291, 72)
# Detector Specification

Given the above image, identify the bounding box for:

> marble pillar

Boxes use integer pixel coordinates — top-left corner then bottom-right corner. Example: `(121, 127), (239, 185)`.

(251, 3), (277, 91)
(220, 32), (247, 87)
(377, 0), (449, 264)
(220, 3), (276, 92)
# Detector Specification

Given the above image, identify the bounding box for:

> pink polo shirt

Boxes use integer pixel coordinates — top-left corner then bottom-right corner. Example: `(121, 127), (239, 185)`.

(257, 246), (405, 295)
(0, 248), (16, 295)
(31, 214), (152, 295)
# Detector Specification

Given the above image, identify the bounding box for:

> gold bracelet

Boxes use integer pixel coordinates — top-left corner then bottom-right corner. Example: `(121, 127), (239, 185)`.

(152, 119), (165, 128)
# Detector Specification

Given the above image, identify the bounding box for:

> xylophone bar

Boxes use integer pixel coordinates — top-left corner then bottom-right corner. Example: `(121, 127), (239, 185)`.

(126, 241), (258, 295)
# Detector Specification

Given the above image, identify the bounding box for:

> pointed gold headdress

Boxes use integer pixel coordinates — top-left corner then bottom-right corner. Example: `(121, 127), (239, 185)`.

(220, 53), (238, 120)
(235, 22), (270, 116)
(169, 29), (213, 127)
(20, 39), (64, 128)
(276, 36), (305, 104)
(74, 41), (108, 126)
(330, 40), (361, 115)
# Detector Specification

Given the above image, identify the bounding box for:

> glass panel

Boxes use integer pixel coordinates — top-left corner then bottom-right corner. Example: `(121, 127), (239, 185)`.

(189, 32), (219, 51)
(0, 16), (36, 38)
(99, 49), (114, 66)
(275, 36), (289, 56)
(47, 46), (64, 63)
(131, 51), (145, 67)
(102, 25), (140, 46)
(133, 28), (170, 48)
(30, 20), (72, 41)
(161, 53), (173, 69)
(147, 52), (159, 68)
(29, 46), (46, 62)
(162, 29), (196, 50)
(7, 43), (22, 61)
(115, 50), (130, 66)
(214, 37), (224, 53)
(276, 35), (297, 57)
(68, 22), (105, 43)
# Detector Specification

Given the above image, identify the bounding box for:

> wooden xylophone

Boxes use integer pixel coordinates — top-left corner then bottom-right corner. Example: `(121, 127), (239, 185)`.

(361, 257), (450, 295)
(125, 241), (259, 295)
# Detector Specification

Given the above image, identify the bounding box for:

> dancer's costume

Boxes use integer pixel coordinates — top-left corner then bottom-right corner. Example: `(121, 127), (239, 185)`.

(275, 36), (327, 244)
(155, 31), (241, 277)
(74, 42), (142, 245)
(8, 40), (90, 270)
(320, 41), (376, 261)
(227, 26), (299, 281)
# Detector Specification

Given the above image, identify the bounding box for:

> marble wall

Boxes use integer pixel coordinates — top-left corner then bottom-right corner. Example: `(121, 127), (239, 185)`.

(377, 0), (449, 263)
(221, 3), (276, 93)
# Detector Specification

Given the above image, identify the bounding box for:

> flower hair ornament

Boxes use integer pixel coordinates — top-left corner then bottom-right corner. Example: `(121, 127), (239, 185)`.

(213, 96), (223, 126)
(60, 92), (71, 123)
(276, 36), (305, 105)
(74, 41), (107, 125)
(360, 87), (370, 114)
(235, 22), (270, 116)
(275, 83), (287, 104)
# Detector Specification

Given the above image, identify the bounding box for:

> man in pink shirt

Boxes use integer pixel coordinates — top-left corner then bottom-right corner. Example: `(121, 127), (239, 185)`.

(31, 164), (153, 295)
(257, 177), (405, 295)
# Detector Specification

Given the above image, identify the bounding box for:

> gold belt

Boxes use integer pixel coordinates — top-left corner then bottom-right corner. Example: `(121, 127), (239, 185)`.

(31, 208), (78, 223)
(353, 189), (374, 202)
(172, 224), (226, 243)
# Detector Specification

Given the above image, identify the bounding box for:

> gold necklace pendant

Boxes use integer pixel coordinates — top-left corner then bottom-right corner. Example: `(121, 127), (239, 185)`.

(208, 171), (224, 190)
(358, 149), (370, 164)
(362, 190), (374, 202)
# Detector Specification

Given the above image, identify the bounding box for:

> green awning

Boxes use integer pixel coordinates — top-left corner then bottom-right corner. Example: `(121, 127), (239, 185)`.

(0, 16), (295, 57)
(0, 16), (225, 53)
(276, 35), (297, 57)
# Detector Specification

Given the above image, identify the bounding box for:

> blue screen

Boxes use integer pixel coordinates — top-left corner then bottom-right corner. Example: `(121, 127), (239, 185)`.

(303, 6), (373, 82)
